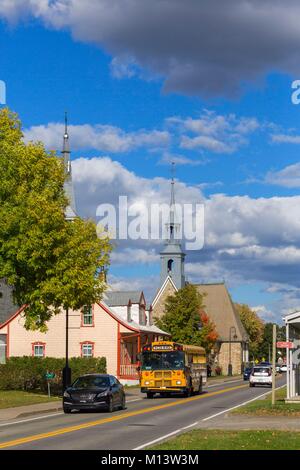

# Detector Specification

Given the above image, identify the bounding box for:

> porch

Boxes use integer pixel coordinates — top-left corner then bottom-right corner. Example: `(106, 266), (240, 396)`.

(284, 311), (300, 401)
(117, 331), (166, 384)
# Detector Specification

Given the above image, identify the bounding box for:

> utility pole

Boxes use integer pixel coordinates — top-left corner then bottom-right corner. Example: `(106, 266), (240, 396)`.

(63, 307), (71, 390)
(271, 324), (276, 406)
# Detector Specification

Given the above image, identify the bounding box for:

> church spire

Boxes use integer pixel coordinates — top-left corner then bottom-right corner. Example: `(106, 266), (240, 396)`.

(62, 112), (77, 220)
(159, 163), (185, 289)
(62, 111), (71, 176)
(167, 162), (180, 244)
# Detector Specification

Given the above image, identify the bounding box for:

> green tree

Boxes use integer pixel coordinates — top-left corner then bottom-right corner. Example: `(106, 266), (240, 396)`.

(0, 108), (112, 330)
(257, 322), (285, 361)
(155, 284), (218, 351)
(235, 303), (264, 359)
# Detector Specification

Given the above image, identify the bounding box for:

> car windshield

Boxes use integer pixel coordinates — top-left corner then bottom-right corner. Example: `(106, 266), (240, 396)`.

(141, 351), (185, 370)
(72, 376), (110, 389)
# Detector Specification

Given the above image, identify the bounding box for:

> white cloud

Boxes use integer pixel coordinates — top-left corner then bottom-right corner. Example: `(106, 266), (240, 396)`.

(265, 163), (300, 188)
(110, 56), (139, 79)
(111, 248), (158, 265)
(181, 135), (235, 154)
(24, 122), (170, 153)
(72, 155), (204, 218)
(159, 152), (208, 166)
(252, 305), (276, 321)
(169, 111), (259, 154)
(271, 134), (300, 144)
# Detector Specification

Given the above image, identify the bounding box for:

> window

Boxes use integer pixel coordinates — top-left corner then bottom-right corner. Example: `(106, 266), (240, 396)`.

(81, 342), (94, 358)
(82, 306), (93, 326)
(167, 259), (174, 273)
(32, 343), (45, 357)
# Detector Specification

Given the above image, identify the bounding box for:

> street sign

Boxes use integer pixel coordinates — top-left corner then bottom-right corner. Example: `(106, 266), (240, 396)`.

(276, 341), (293, 349)
(45, 372), (55, 380)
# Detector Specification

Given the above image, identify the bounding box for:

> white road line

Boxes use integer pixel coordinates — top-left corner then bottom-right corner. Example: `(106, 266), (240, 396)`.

(0, 412), (64, 427)
(133, 422), (199, 450)
(133, 383), (286, 450)
(202, 383), (286, 421)
(0, 397), (142, 428)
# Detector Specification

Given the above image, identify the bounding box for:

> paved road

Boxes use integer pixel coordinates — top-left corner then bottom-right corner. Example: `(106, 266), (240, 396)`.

(0, 376), (286, 450)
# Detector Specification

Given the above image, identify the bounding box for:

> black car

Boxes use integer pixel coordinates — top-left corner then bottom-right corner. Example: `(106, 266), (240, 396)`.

(63, 374), (126, 413)
(243, 367), (252, 380)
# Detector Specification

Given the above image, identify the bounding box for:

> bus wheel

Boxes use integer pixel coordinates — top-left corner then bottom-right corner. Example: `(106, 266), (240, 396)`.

(147, 392), (154, 399)
(183, 387), (192, 398)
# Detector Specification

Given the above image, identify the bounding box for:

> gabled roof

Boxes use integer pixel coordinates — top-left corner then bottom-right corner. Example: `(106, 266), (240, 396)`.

(195, 283), (248, 342)
(99, 301), (170, 336)
(0, 279), (19, 325)
(104, 291), (144, 307)
(151, 276), (177, 308)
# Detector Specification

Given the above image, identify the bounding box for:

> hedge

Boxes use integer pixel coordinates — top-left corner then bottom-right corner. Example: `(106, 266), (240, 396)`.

(0, 356), (107, 395)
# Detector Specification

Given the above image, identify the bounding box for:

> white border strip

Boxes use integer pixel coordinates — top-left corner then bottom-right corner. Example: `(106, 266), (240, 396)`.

(133, 422), (199, 450)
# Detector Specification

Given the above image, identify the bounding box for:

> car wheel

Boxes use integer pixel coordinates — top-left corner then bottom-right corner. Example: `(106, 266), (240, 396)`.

(249, 383), (254, 387)
(63, 407), (72, 414)
(107, 397), (114, 413)
(119, 395), (126, 410)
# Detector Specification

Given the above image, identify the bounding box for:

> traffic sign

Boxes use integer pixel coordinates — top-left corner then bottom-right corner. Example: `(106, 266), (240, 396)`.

(45, 372), (55, 380)
(276, 341), (293, 349)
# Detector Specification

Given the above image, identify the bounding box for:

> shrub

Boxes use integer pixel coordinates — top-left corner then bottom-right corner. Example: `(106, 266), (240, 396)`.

(0, 356), (106, 395)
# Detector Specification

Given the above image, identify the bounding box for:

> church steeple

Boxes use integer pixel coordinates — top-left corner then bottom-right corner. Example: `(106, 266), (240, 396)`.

(160, 164), (185, 289)
(62, 112), (77, 221)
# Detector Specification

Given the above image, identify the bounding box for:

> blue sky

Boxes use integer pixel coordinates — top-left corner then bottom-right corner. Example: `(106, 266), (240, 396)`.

(2, 1), (300, 322)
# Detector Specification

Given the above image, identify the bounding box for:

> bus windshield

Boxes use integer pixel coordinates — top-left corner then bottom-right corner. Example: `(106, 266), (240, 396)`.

(141, 350), (185, 370)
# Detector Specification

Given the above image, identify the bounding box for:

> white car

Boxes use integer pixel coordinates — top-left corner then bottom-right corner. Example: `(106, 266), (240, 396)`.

(280, 364), (287, 373)
(249, 366), (272, 387)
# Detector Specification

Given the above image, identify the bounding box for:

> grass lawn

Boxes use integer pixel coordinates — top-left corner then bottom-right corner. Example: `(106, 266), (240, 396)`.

(231, 386), (300, 416)
(150, 429), (300, 450)
(0, 391), (60, 409)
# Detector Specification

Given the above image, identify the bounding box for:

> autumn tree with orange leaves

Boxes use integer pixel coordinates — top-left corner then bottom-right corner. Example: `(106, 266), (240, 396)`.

(155, 284), (218, 352)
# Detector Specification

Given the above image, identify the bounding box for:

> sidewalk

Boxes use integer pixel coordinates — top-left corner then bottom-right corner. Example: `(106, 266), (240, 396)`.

(0, 401), (63, 422)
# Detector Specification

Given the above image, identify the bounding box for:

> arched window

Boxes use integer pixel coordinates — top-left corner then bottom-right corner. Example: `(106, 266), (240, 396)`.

(167, 259), (174, 273)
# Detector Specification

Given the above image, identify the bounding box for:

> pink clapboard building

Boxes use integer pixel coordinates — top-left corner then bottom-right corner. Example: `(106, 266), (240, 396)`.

(0, 288), (169, 385)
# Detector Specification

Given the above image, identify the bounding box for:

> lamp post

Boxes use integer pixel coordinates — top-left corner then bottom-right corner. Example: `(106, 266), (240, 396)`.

(228, 326), (237, 376)
(62, 306), (72, 390)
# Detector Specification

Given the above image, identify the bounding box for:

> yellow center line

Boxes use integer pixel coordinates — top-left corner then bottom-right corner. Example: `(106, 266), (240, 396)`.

(0, 383), (247, 449)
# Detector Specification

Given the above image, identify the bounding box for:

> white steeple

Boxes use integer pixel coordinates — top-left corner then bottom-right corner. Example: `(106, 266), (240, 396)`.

(62, 112), (77, 221)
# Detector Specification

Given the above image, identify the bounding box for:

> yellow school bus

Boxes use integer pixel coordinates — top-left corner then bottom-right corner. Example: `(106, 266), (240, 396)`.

(140, 340), (207, 398)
